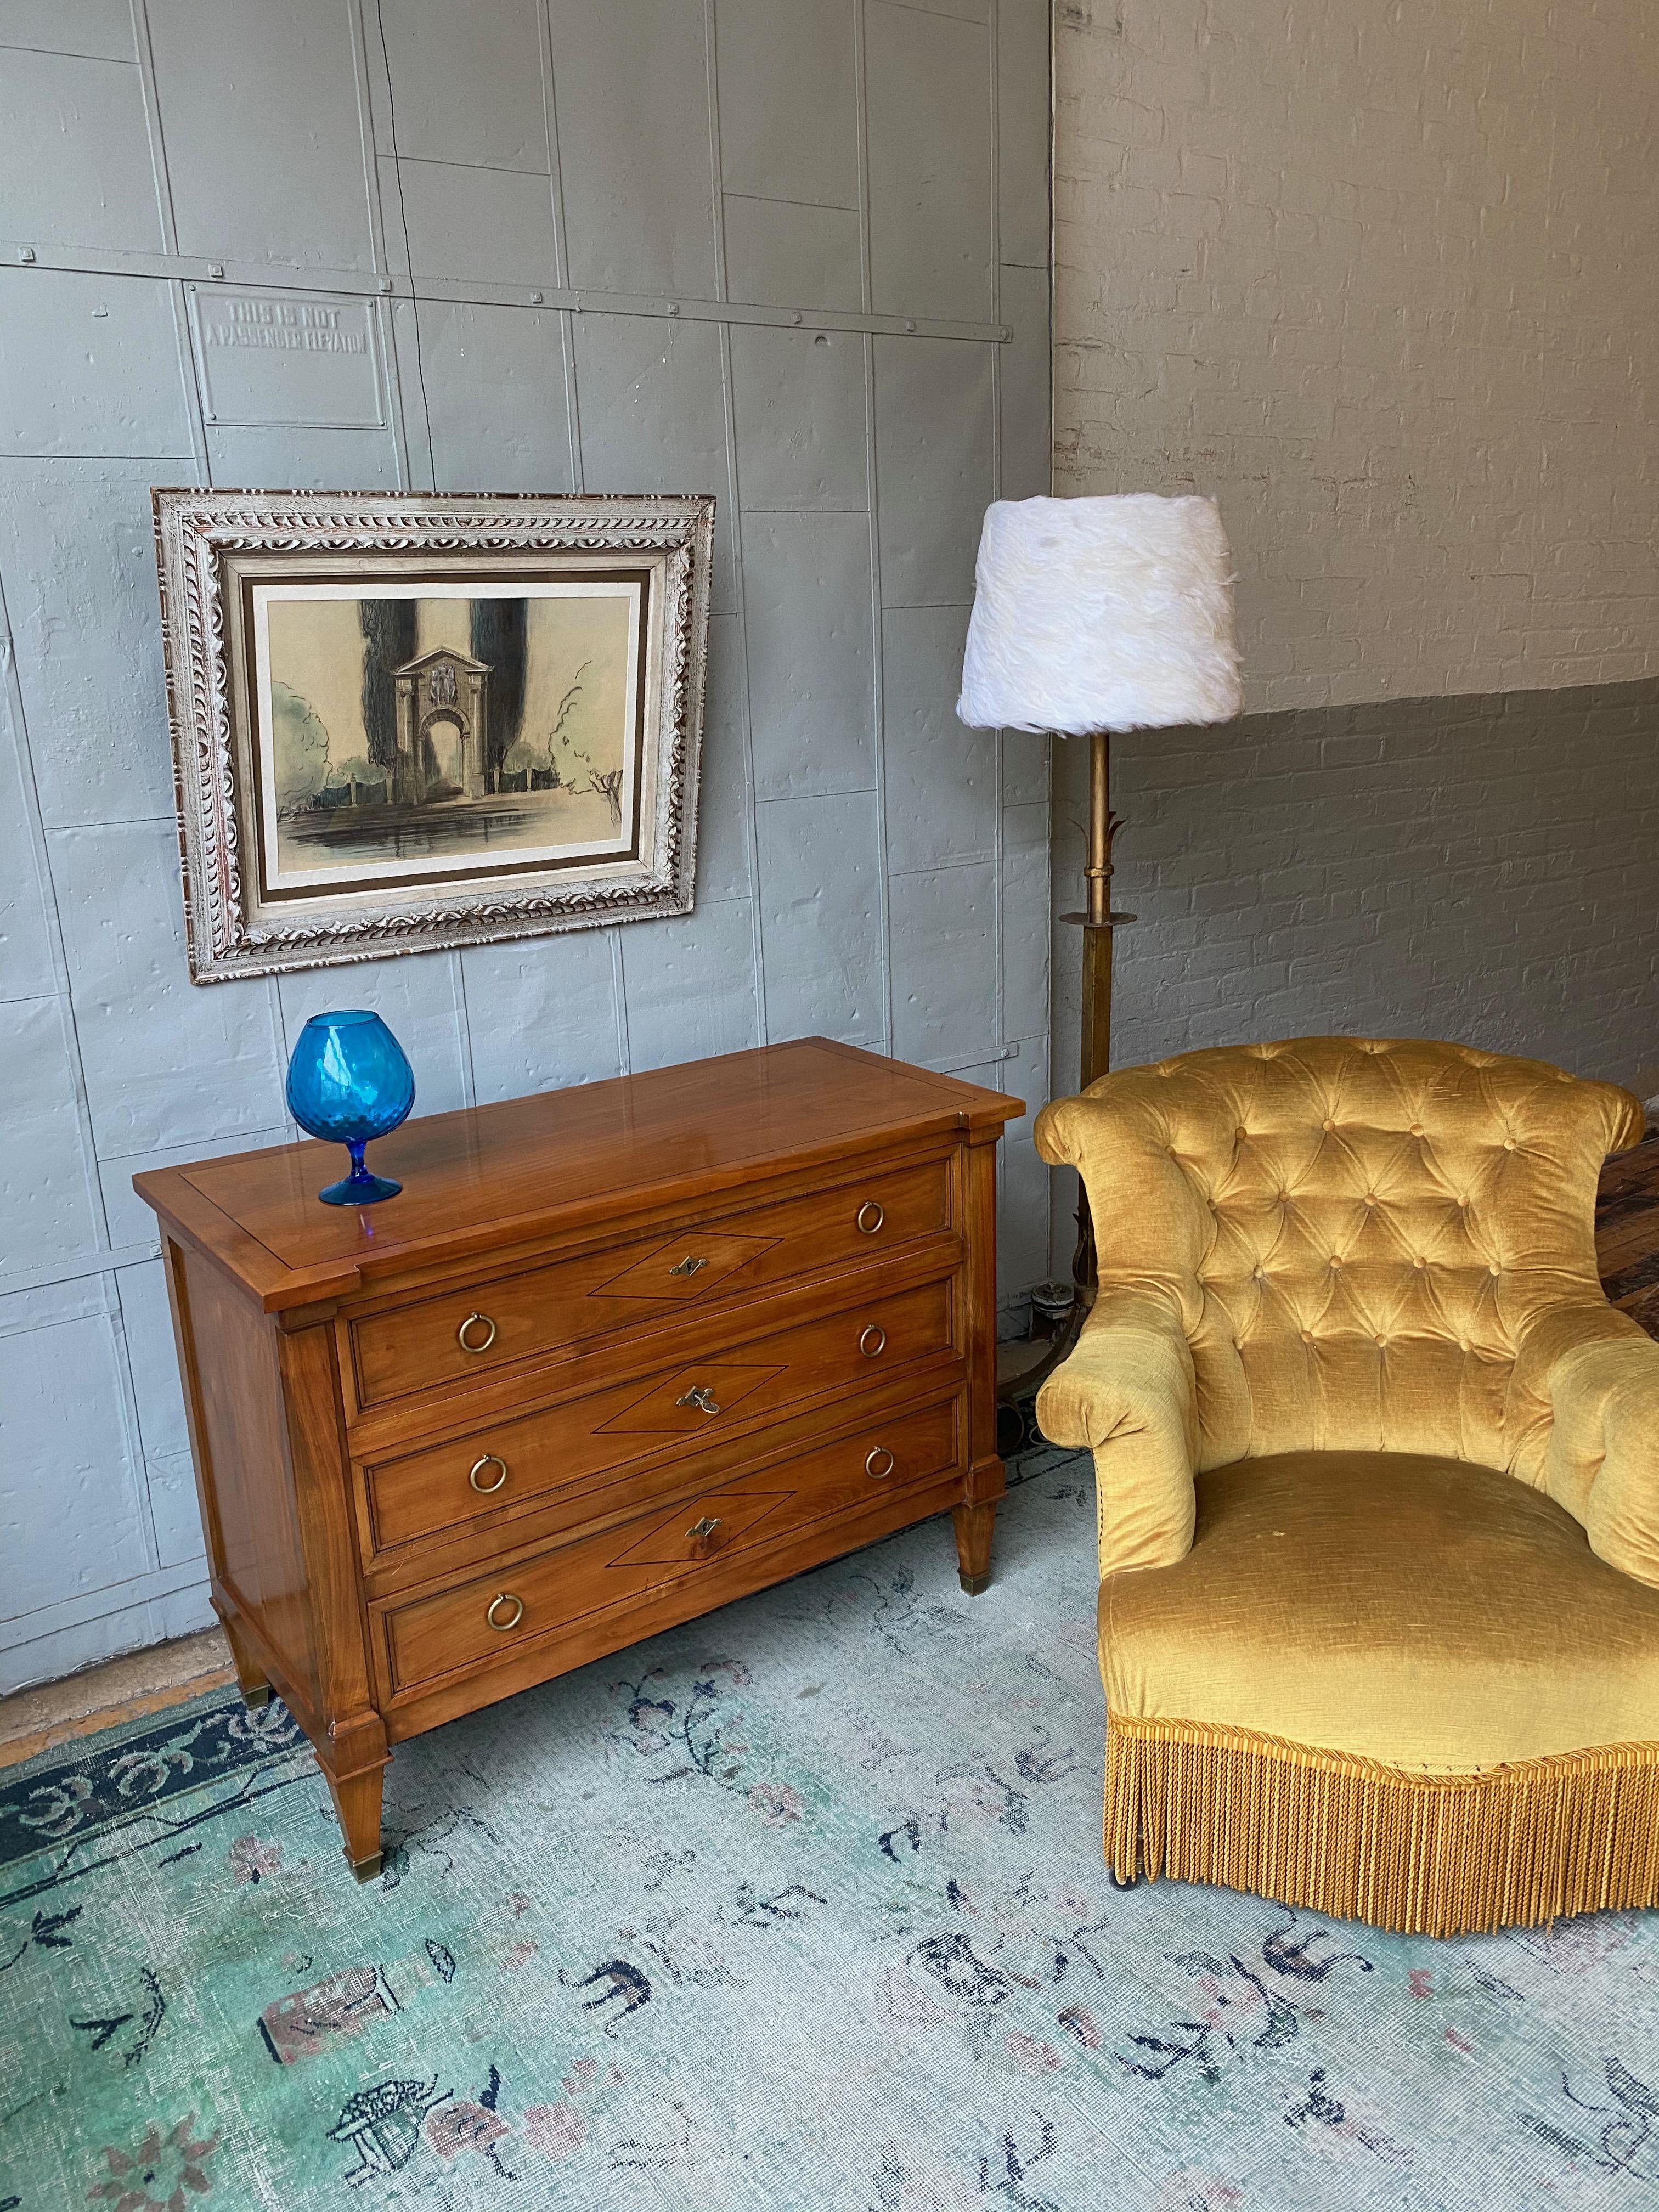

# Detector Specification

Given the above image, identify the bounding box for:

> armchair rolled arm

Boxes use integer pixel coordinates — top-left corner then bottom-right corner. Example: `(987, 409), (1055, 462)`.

(1037, 1286), (1199, 1577)
(1530, 1307), (1659, 1590)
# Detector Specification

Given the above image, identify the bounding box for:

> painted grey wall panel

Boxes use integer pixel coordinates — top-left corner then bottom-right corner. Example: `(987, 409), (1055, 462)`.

(49, 819), (286, 1157)
(722, 196), (862, 314)
(888, 857), (998, 1067)
(0, 50), (163, 253)
(756, 790), (884, 1046)
(729, 325), (867, 513)
(1001, 800), (1049, 1041)
(0, 1), (135, 61)
(418, 302), (573, 493)
(277, 951), (473, 1123)
(379, 0), (548, 172)
(714, 0), (857, 210)
(145, 1448), (208, 1572)
(0, 689), (62, 1005)
(0, 271), (193, 458)
(999, 262), (1051, 500)
(462, 930), (622, 1104)
(0, 1296), (149, 1615)
(0, 460), (189, 828)
(397, 159), (560, 290)
(742, 511), (876, 800)
(618, 898), (761, 1071)
(873, 334), (994, 607)
(0, 1), (1051, 1684)
(997, 0), (1051, 268)
(865, 2), (993, 323)
(548, 0), (717, 300)
(0, 994), (101, 1274)
(1000, 1130), (1050, 1302)
(696, 615), (756, 903)
(116, 1258), (189, 1463)
(204, 424), (404, 489)
(146, 0), (376, 270)
(882, 604), (996, 873)
(1002, 729), (1048, 806)
(572, 313), (734, 610)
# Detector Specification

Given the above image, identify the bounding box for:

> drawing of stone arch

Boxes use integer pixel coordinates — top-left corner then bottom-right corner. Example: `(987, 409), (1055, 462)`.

(392, 645), (490, 804)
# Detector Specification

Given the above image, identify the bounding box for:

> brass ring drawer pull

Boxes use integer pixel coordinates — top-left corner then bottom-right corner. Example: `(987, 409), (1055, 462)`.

(457, 1311), (497, 1354)
(486, 1592), (523, 1632)
(687, 1515), (723, 1541)
(856, 1200), (885, 1235)
(859, 1324), (887, 1358)
(469, 1453), (509, 1494)
(866, 1446), (895, 1480)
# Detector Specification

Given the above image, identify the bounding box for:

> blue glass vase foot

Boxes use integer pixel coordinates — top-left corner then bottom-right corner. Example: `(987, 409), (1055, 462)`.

(319, 1143), (403, 1207)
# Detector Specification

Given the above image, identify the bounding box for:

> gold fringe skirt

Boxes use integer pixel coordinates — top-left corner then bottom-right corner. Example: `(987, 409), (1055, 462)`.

(1105, 1713), (1659, 1936)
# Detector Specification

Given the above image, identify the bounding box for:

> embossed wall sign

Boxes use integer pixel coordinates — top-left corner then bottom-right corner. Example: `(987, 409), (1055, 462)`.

(189, 290), (386, 427)
(152, 490), (715, 982)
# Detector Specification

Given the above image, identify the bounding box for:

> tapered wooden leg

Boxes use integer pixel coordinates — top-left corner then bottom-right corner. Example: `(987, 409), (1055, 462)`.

(953, 1499), (997, 1595)
(219, 1607), (270, 1711)
(322, 1762), (387, 1882)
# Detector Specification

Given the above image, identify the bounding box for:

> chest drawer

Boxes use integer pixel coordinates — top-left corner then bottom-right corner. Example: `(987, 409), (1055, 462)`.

(347, 1154), (950, 1410)
(360, 1273), (953, 1562)
(377, 1394), (962, 1695)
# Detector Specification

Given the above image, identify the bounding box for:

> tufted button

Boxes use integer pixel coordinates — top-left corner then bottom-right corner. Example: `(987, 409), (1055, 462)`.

(1503, 1138), (1516, 1151)
(1363, 1193), (1377, 1207)
(1375, 1334), (1387, 1347)
(1278, 1189), (1291, 1203)
(1412, 1256), (1426, 1269)
(1458, 1197), (1470, 1209)
(1459, 1338), (1472, 1352)
(1488, 1263), (1501, 1277)
(1301, 1329), (1314, 1344)
(1322, 1119), (1335, 1132)
(1233, 1339), (1243, 1351)
(1236, 1125), (1249, 1139)
(1410, 1122), (1425, 1137)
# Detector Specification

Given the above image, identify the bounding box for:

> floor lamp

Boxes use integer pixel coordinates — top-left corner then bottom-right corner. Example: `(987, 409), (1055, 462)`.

(956, 494), (1242, 1391)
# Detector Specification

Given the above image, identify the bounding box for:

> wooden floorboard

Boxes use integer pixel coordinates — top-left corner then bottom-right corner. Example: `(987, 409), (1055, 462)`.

(1598, 1125), (1659, 1339)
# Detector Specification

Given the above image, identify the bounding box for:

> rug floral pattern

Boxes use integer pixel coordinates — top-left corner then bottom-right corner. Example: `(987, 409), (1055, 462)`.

(2, 1447), (1657, 2210)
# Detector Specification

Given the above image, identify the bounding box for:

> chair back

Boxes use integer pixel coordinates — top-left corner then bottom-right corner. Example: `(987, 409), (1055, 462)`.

(1035, 1036), (1643, 1473)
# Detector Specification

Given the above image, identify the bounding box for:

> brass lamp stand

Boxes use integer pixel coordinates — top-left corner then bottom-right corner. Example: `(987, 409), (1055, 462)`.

(1000, 730), (1132, 1407)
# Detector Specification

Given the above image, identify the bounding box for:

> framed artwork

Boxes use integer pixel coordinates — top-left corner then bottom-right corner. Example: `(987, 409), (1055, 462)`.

(152, 489), (715, 983)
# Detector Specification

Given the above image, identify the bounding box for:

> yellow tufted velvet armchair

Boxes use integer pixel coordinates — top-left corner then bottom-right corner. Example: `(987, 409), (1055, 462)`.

(1035, 1036), (1659, 1936)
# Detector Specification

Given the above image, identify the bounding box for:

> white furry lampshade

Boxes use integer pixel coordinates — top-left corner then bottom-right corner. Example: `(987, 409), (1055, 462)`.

(957, 494), (1242, 734)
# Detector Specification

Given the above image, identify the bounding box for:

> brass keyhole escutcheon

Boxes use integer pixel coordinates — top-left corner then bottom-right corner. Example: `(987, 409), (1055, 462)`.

(469, 1453), (509, 1495)
(676, 1385), (721, 1415)
(859, 1324), (887, 1358)
(856, 1200), (885, 1235)
(686, 1515), (723, 1542)
(669, 1255), (709, 1277)
(457, 1311), (497, 1354)
(865, 1446), (895, 1480)
(486, 1592), (524, 1632)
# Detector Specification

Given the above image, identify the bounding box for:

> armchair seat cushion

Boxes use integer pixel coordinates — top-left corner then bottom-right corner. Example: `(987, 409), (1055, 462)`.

(1103, 1451), (1659, 1773)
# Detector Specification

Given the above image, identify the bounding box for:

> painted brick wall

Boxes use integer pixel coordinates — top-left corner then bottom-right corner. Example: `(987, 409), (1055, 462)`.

(1055, 0), (1659, 709)
(0, 0), (1052, 1692)
(1049, 2), (1659, 1263)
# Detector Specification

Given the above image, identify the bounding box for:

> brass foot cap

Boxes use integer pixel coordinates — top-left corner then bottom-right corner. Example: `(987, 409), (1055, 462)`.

(241, 1685), (272, 1711)
(958, 1570), (991, 1596)
(348, 1850), (383, 1884)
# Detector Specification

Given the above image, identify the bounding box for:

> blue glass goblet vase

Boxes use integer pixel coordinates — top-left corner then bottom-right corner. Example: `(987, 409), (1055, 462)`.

(285, 1009), (416, 1206)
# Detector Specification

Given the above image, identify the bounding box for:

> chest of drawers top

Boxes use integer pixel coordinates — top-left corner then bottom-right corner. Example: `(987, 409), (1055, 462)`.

(135, 1035), (1020, 1319)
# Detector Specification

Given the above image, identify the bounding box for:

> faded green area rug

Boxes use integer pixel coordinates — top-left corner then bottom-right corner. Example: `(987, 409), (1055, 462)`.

(3, 1447), (1656, 2211)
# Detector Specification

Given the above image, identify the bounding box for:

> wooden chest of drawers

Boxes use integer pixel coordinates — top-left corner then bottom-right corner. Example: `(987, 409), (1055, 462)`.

(135, 1037), (1021, 1877)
